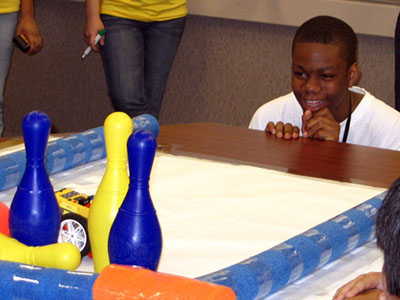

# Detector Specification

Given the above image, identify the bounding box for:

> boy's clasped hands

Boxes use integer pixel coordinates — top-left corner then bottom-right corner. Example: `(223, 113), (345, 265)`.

(265, 107), (340, 141)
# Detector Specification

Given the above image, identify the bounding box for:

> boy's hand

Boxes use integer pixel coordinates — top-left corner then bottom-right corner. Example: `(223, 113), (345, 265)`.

(265, 121), (300, 140)
(302, 108), (340, 141)
(333, 272), (385, 300)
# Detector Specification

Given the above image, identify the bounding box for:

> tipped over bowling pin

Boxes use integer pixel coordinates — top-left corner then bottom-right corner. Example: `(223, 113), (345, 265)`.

(9, 111), (60, 246)
(108, 130), (162, 271)
(0, 233), (81, 270)
(88, 112), (133, 273)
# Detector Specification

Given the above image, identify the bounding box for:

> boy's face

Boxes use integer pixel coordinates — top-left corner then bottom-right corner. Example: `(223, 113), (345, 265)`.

(291, 42), (359, 122)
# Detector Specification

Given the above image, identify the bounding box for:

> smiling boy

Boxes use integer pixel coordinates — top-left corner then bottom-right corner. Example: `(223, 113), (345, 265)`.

(249, 16), (400, 150)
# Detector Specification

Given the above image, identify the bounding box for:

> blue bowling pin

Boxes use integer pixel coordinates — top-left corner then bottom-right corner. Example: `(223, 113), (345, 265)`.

(108, 130), (162, 271)
(9, 111), (61, 246)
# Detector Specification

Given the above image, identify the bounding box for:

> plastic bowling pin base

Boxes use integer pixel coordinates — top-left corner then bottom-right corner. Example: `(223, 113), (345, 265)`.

(93, 264), (236, 300)
(0, 233), (81, 270)
(0, 202), (10, 235)
(108, 130), (162, 270)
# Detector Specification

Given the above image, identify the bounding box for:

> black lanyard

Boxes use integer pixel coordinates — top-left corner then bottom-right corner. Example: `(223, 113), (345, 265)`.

(342, 92), (353, 143)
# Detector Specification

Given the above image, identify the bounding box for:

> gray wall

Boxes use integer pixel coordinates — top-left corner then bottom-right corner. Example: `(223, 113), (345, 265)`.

(3, 0), (396, 136)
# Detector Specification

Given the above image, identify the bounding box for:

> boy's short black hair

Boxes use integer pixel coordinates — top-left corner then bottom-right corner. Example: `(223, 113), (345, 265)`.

(292, 16), (358, 67)
(376, 177), (400, 296)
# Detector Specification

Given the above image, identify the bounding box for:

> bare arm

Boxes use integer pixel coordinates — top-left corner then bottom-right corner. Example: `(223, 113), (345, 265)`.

(84, 0), (104, 51)
(16, 0), (42, 55)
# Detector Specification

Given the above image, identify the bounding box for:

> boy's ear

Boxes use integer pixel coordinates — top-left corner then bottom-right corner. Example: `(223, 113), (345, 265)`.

(348, 62), (360, 87)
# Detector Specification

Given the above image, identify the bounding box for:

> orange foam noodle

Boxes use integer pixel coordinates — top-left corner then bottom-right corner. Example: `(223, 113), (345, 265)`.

(93, 264), (236, 300)
(0, 202), (10, 236)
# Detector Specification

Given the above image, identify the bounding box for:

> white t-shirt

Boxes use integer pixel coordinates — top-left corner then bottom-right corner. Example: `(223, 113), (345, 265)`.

(249, 87), (400, 151)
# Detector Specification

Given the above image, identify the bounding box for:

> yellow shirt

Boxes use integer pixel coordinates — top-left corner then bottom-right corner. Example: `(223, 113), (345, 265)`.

(101, 0), (187, 22)
(0, 0), (20, 14)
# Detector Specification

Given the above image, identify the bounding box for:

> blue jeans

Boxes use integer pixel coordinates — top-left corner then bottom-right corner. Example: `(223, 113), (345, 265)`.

(0, 12), (18, 136)
(100, 15), (186, 119)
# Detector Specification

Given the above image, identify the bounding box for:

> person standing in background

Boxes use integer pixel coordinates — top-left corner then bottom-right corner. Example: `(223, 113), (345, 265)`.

(84, 0), (187, 119)
(0, 0), (42, 136)
(395, 11), (400, 112)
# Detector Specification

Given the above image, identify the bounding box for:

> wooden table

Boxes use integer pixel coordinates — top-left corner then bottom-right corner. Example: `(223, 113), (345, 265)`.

(159, 122), (392, 299)
(158, 122), (400, 189)
(0, 137), (24, 150)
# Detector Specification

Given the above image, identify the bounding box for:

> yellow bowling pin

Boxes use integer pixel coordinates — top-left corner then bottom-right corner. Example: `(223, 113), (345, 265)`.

(88, 112), (133, 272)
(0, 233), (81, 270)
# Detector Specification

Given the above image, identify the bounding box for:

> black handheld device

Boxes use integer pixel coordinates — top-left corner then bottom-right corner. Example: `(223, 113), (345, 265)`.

(13, 34), (31, 52)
